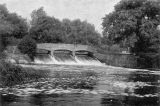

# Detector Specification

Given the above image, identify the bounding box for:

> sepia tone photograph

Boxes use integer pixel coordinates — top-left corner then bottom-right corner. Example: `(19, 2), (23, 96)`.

(0, 0), (160, 106)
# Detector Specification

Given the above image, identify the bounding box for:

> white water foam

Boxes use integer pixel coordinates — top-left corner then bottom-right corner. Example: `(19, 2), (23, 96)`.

(34, 55), (59, 64)
(34, 54), (104, 66)
(74, 56), (103, 66)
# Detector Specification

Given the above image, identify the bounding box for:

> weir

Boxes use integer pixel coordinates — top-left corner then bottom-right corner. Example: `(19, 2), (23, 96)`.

(35, 43), (103, 65)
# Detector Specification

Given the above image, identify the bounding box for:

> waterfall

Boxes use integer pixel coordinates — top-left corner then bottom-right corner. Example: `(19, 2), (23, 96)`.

(34, 53), (104, 66)
(34, 54), (58, 64)
(75, 55), (103, 66)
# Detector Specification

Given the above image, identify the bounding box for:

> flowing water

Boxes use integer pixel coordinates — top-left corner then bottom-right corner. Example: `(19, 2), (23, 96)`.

(34, 53), (103, 66)
(1, 53), (160, 106)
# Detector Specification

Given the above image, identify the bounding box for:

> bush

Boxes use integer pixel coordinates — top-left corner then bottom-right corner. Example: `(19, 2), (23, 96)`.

(0, 60), (50, 87)
(18, 36), (37, 61)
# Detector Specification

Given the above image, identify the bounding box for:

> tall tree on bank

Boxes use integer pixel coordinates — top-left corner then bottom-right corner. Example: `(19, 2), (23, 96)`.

(0, 19), (13, 55)
(102, 0), (160, 68)
(0, 4), (28, 39)
(30, 7), (101, 45)
(0, 4), (28, 47)
(62, 19), (101, 46)
(30, 7), (47, 26)
(30, 7), (66, 43)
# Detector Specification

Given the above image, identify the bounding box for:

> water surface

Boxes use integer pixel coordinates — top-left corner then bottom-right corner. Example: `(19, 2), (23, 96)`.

(0, 65), (160, 106)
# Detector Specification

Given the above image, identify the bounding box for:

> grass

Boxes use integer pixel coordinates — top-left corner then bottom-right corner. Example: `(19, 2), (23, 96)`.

(0, 60), (50, 87)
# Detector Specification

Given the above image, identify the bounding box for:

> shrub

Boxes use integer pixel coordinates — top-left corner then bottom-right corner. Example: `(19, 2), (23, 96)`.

(0, 60), (49, 87)
(18, 36), (37, 61)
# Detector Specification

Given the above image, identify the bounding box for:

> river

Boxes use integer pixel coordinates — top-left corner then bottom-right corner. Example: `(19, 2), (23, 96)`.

(0, 64), (160, 106)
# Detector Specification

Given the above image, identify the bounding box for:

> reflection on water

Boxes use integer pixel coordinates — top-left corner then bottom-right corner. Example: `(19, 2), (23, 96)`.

(0, 65), (160, 106)
(123, 71), (160, 106)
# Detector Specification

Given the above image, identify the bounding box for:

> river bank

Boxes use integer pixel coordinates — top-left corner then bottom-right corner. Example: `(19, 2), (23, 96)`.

(0, 60), (50, 87)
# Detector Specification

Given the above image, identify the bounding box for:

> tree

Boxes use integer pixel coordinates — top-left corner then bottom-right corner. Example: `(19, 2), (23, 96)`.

(62, 19), (101, 46)
(102, 0), (160, 68)
(30, 16), (66, 43)
(30, 7), (101, 45)
(0, 19), (13, 52)
(6, 13), (28, 38)
(0, 4), (9, 19)
(30, 7), (47, 26)
(0, 4), (28, 39)
(0, 3), (28, 48)
(30, 7), (66, 43)
(0, 4), (12, 56)
(0, 4), (28, 59)
(18, 36), (37, 61)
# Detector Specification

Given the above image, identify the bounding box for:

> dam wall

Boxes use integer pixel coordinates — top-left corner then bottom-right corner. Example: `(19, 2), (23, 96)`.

(95, 52), (138, 68)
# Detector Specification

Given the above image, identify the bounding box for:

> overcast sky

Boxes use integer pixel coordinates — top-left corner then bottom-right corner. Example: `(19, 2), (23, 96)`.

(0, 0), (120, 33)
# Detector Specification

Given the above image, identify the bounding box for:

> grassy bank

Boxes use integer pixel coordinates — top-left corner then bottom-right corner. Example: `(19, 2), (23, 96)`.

(0, 60), (50, 87)
(9, 69), (99, 90)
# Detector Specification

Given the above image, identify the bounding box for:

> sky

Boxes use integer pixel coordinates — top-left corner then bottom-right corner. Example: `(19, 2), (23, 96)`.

(0, 0), (121, 33)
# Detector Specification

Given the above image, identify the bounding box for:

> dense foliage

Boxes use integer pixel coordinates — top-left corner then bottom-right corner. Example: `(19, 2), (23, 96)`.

(29, 7), (101, 46)
(30, 16), (66, 43)
(102, 0), (160, 68)
(62, 19), (101, 46)
(102, 0), (160, 54)
(0, 19), (13, 52)
(0, 4), (28, 39)
(18, 36), (37, 61)
(0, 4), (28, 53)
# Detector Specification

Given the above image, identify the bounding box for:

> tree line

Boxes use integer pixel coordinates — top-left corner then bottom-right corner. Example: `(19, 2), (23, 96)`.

(30, 7), (101, 46)
(0, 5), (101, 47)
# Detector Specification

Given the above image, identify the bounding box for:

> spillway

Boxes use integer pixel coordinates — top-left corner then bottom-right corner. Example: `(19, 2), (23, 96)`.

(34, 53), (103, 66)
(33, 43), (104, 66)
(34, 54), (58, 64)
